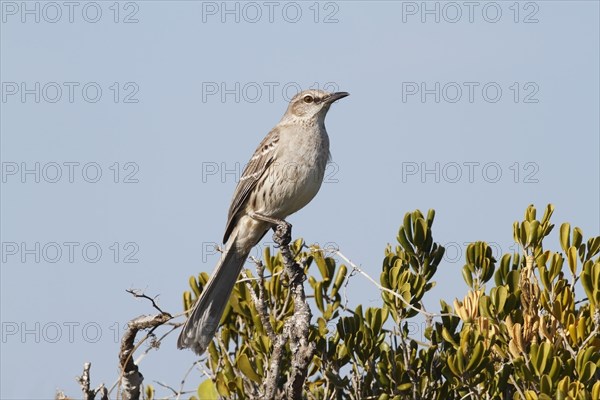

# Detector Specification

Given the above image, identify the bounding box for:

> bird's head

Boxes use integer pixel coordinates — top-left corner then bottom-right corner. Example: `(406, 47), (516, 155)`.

(283, 89), (349, 122)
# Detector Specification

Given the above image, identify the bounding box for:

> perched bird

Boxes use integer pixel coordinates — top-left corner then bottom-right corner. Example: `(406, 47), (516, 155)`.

(177, 89), (349, 355)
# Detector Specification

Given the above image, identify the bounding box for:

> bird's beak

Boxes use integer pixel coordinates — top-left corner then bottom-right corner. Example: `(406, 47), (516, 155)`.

(324, 92), (350, 104)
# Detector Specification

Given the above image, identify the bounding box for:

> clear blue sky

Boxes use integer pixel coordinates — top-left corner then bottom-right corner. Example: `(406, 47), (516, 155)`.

(1, 1), (598, 398)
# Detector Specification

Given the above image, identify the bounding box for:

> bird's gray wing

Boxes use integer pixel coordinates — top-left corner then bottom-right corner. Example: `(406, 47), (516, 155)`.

(222, 127), (280, 243)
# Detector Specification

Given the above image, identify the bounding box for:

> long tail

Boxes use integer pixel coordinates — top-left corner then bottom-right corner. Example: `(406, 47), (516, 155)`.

(177, 236), (250, 355)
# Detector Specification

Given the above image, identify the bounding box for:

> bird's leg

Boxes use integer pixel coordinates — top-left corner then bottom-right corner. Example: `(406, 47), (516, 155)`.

(249, 212), (302, 283)
(249, 212), (292, 246)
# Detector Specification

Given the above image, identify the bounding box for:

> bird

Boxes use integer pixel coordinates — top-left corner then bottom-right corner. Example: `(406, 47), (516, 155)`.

(177, 89), (349, 355)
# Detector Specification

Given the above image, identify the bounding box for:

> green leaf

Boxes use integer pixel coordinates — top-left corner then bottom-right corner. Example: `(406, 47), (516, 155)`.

(586, 236), (600, 260)
(462, 267), (474, 288)
(506, 270), (520, 292)
(397, 227), (414, 254)
(526, 220), (540, 247)
(331, 264), (347, 298)
(491, 286), (508, 312)
(183, 291), (192, 315)
(189, 276), (201, 298)
(413, 218), (427, 248)
(525, 204), (536, 221)
(442, 326), (459, 348)
(520, 222), (528, 247)
(539, 266), (551, 291)
(447, 354), (461, 376)
(215, 372), (229, 397)
(592, 381), (600, 399)
(237, 354), (262, 383)
(197, 379), (219, 400)
(573, 227), (583, 249)
(525, 390), (538, 400)
(581, 262), (597, 307)
(560, 223), (571, 253)
(313, 250), (329, 281)
(540, 204), (554, 225)
(145, 384), (155, 400)
(567, 246), (578, 276)
(465, 341), (484, 372)
(315, 282), (325, 312)
(426, 209), (436, 228)
(513, 222), (521, 245)
(579, 361), (597, 383)
(456, 350), (465, 374)
(398, 383), (413, 391)
(540, 374), (552, 395)
(479, 296), (493, 318)
(533, 342), (552, 376)
(403, 213), (413, 245)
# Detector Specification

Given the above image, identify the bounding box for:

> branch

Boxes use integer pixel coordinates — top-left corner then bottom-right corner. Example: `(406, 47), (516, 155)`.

(245, 260), (276, 340)
(271, 221), (315, 400)
(62, 289), (177, 400)
(176, 361), (202, 400)
(126, 289), (168, 314)
(264, 333), (287, 399)
(77, 362), (93, 400)
(246, 259), (285, 399)
(111, 290), (174, 400)
(74, 362), (108, 400)
(118, 313), (172, 400)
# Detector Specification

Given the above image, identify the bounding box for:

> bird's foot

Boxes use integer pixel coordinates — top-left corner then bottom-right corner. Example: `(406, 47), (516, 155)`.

(249, 212), (292, 246)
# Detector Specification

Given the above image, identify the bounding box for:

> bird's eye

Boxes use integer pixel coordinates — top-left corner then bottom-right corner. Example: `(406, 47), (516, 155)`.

(303, 95), (314, 103)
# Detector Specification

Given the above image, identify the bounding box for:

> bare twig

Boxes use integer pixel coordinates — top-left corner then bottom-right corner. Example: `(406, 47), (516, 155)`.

(460, 391), (475, 400)
(96, 386), (109, 400)
(509, 375), (526, 400)
(275, 285), (293, 320)
(176, 361), (202, 400)
(126, 289), (168, 315)
(75, 363), (108, 400)
(246, 261), (276, 340)
(153, 380), (178, 396)
(236, 270), (284, 284)
(555, 324), (577, 358)
(136, 323), (181, 366)
(333, 250), (456, 318)
(77, 362), (93, 400)
(578, 309), (600, 350)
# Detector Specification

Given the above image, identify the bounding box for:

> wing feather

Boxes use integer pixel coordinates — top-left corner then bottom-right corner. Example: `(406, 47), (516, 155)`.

(222, 128), (279, 243)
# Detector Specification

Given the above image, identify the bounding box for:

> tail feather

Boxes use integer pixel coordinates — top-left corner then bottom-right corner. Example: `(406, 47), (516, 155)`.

(177, 237), (250, 355)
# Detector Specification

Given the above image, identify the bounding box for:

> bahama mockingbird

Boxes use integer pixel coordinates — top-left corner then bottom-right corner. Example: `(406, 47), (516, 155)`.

(177, 89), (349, 355)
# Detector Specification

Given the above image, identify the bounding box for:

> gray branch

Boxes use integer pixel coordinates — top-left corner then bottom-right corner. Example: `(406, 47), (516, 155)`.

(119, 313), (171, 400)
(246, 260), (283, 399)
(271, 221), (316, 400)
(65, 362), (107, 400)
